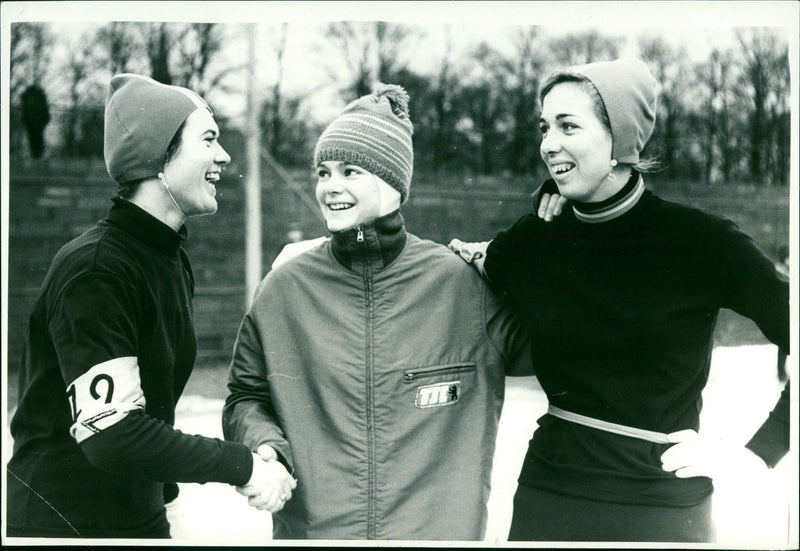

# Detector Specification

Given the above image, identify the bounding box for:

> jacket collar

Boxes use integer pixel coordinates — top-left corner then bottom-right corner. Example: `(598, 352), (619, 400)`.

(572, 170), (645, 224)
(107, 197), (187, 255)
(330, 210), (407, 272)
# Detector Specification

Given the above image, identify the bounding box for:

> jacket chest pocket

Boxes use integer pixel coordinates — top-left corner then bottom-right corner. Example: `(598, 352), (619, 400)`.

(403, 362), (476, 409)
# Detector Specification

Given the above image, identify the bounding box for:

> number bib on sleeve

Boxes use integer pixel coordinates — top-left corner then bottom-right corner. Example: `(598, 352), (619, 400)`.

(67, 356), (146, 443)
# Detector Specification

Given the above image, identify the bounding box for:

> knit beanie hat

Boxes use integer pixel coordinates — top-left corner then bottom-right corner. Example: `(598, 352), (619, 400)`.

(569, 58), (658, 165)
(313, 84), (414, 203)
(104, 73), (210, 184)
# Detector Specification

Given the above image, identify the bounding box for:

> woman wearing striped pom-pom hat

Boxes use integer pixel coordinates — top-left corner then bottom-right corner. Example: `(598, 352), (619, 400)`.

(222, 84), (539, 540)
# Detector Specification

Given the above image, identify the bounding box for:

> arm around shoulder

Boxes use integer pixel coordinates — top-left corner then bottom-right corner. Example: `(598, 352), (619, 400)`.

(483, 285), (534, 376)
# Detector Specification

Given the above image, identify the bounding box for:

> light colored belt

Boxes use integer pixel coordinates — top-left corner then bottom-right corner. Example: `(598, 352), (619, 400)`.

(547, 404), (671, 444)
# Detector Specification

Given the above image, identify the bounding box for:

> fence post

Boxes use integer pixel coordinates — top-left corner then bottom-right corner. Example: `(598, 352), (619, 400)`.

(245, 23), (262, 308)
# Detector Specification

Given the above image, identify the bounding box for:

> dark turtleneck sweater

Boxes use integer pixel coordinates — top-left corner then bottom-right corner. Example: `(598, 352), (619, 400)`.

(485, 173), (789, 506)
(330, 209), (407, 272)
(9, 198), (253, 537)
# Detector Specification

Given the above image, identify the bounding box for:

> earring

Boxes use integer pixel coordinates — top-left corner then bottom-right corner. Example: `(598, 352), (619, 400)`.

(607, 159), (618, 182)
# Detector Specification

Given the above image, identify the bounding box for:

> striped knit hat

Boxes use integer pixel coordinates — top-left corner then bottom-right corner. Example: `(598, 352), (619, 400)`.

(313, 84), (414, 202)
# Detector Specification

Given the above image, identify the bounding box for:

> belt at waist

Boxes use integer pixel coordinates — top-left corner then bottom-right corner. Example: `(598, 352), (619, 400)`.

(547, 404), (671, 444)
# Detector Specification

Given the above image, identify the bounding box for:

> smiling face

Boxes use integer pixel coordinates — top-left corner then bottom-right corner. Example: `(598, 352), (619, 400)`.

(315, 161), (400, 233)
(539, 82), (620, 203)
(161, 108), (231, 217)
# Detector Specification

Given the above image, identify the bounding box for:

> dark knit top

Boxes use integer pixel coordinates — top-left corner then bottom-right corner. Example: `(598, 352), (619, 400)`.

(485, 174), (789, 506)
(8, 198), (252, 538)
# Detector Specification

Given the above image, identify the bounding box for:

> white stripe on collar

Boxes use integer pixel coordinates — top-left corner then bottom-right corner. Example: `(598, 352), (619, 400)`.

(573, 175), (645, 224)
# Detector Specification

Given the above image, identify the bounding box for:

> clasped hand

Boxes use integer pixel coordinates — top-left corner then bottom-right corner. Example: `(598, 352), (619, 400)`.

(236, 444), (297, 513)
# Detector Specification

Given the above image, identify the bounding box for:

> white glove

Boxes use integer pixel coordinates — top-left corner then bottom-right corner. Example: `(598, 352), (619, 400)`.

(661, 429), (768, 481)
(272, 237), (328, 269)
(447, 239), (490, 278)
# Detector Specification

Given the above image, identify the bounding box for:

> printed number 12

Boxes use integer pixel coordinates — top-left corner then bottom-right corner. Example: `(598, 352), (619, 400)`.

(66, 384), (81, 422)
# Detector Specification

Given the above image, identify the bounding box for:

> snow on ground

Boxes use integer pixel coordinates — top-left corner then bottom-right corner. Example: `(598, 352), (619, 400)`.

(4, 345), (796, 547)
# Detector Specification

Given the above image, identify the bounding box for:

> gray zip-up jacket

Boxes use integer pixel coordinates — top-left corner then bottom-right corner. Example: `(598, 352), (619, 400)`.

(222, 211), (531, 540)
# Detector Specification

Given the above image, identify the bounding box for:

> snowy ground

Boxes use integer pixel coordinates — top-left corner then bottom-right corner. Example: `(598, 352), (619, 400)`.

(4, 345), (796, 547)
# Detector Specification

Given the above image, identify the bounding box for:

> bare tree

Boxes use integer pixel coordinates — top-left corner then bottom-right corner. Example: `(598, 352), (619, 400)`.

(174, 23), (222, 93)
(458, 41), (512, 174)
(735, 28), (789, 185)
(96, 22), (145, 74)
(766, 48), (791, 186)
(10, 23), (53, 154)
(429, 26), (460, 170)
(60, 33), (98, 157)
(325, 22), (414, 100)
(692, 47), (738, 185)
(265, 23), (289, 158)
(374, 22), (411, 82)
(146, 23), (172, 84)
(10, 23), (52, 100)
(638, 36), (688, 179)
(507, 27), (545, 175)
(548, 30), (622, 65)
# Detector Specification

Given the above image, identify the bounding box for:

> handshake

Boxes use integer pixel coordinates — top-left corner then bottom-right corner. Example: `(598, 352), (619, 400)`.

(237, 444), (297, 513)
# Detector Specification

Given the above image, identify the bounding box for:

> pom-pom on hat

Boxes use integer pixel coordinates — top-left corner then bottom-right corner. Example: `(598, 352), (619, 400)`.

(104, 73), (210, 184)
(313, 83), (414, 202)
(568, 58), (658, 165)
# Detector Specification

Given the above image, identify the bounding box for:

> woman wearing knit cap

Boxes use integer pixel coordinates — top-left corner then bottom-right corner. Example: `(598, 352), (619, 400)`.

(451, 58), (789, 542)
(223, 84), (535, 540)
(8, 74), (294, 538)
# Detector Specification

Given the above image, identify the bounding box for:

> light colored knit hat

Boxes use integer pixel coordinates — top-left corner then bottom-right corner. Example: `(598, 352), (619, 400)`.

(104, 73), (210, 184)
(313, 84), (414, 203)
(568, 58), (658, 165)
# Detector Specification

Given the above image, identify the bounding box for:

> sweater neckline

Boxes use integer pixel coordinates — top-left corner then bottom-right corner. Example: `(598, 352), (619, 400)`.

(108, 197), (187, 255)
(330, 210), (407, 272)
(572, 171), (645, 224)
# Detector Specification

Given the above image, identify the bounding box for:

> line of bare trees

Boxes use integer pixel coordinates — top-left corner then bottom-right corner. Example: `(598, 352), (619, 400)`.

(10, 22), (791, 186)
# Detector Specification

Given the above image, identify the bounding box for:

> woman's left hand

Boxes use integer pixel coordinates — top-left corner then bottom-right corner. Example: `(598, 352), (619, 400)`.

(660, 429), (768, 480)
(537, 193), (568, 221)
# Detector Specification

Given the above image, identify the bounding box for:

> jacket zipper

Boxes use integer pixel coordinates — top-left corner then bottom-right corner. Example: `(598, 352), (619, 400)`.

(360, 225), (376, 539)
(403, 362), (476, 382)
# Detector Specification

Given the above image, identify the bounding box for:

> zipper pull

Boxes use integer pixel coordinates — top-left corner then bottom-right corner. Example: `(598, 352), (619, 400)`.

(357, 225), (364, 243)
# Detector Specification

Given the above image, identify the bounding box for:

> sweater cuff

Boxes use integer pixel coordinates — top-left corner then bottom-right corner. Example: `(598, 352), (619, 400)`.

(745, 412), (789, 468)
(218, 441), (254, 486)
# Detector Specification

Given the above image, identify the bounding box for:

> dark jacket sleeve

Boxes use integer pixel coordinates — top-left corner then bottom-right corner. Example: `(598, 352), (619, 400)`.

(80, 412), (253, 486)
(483, 284), (533, 376)
(715, 219), (790, 466)
(222, 310), (294, 472)
(716, 219), (789, 353)
(745, 383), (789, 468)
(50, 272), (253, 487)
(484, 214), (535, 289)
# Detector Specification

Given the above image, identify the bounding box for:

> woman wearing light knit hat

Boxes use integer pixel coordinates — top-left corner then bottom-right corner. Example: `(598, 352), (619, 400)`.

(223, 84), (536, 540)
(451, 58), (789, 542)
(8, 74), (294, 538)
